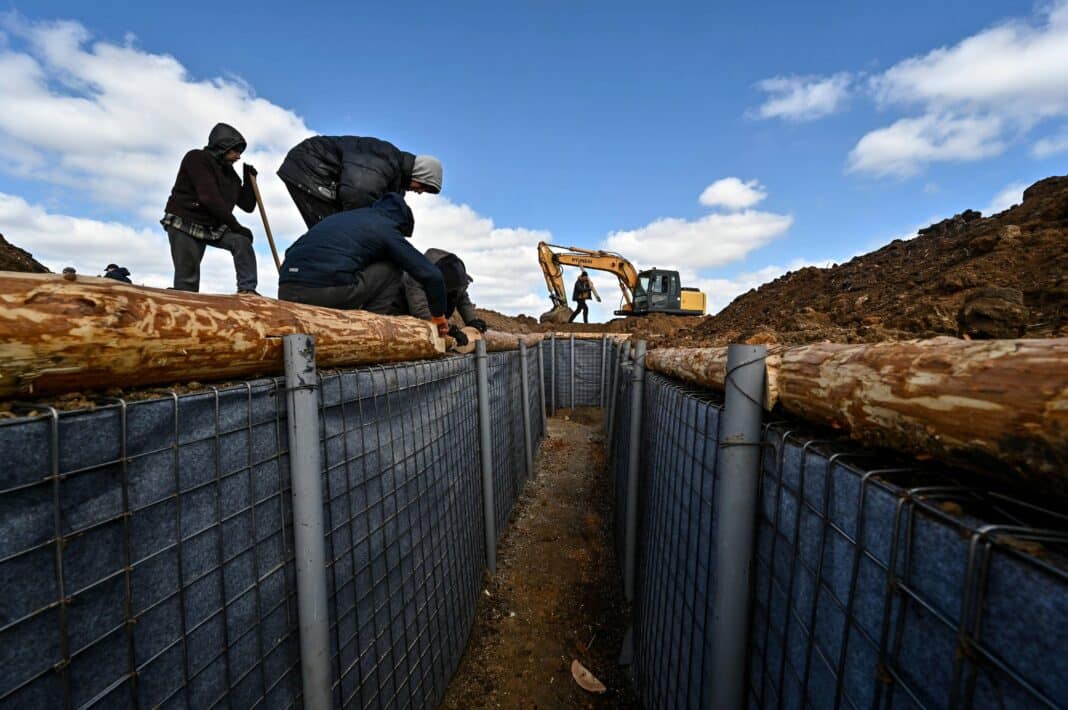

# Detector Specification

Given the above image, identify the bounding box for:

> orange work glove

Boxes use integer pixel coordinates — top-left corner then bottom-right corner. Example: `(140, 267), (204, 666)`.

(430, 315), (449, 338)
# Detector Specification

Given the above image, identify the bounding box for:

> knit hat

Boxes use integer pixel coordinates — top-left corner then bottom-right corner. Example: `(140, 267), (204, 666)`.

(411, 155), (443, 194)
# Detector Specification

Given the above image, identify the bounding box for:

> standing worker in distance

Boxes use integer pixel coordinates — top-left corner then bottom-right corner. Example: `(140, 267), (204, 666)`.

(277, 135), (442, 228)
(568, 268), (600, 323)
(103, 264), (132, 284)
(277, 193), (451, 338)
(161, 123), (259, 294)
(390, 248), (488, 346)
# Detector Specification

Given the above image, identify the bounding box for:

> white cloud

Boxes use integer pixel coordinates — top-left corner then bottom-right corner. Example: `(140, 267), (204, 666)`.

(1032, 128), (1068, 157)
(754, 73), (852, 121)
(984, 181), (1027, 215)
(850, 1), (1068, 176)
(699, 177), (767, 210)
(847, 113), (1005, 177)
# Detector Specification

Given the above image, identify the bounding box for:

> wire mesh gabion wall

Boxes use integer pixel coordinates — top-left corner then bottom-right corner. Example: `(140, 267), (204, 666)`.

(543, 337), (609, 411)
(0, 350), (544, 709)
(607, 362), (1068, 710)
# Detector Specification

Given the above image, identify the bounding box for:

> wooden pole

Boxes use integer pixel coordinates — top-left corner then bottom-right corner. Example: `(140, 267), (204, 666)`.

(0, 273), (445, 398)
(248, 173), (282, 273)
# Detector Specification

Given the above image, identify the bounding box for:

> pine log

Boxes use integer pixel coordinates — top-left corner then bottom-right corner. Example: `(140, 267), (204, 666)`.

(452, 327), (482, 355)
(778, 337), (1068, 487)
(645, 347), (781, 408)
(0, 272), (445, 398)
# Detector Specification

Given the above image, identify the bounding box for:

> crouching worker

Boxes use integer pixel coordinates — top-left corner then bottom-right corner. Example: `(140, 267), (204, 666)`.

(277, 193), (450, 338)
(392, 249), (487, 347)
(161, 123), (259, 294)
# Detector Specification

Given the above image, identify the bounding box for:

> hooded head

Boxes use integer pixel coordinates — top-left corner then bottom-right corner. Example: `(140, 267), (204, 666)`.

(204, 123), (247, 161)
(372, 193), (416, 237)
(411, 155), (443, 194)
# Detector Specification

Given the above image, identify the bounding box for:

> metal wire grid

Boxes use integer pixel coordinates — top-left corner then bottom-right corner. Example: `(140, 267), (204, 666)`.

(488, 352), (526, 534)
(524, 346), (545, 453)
(749, 425), (1068, 710)
(632, 374), (724, 710)
(609, 361), (633, 576)
(544, 339), (606, 410)
(0, 380), (301, 709)
(316, 358), (484, 709)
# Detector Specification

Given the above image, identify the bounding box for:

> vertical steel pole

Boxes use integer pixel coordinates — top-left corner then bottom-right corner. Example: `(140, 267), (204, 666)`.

(519, 340), (534, 481)
(537, 340), (548, 434)
(623, 340), (647, 601)
(549, 333), (557, 416)
(599, 335), (608, 408)
(475, 339), (496, 573)
(569, 334), (576, 410)
(282, 334), (332, 710)
(709, 344), (767, 709)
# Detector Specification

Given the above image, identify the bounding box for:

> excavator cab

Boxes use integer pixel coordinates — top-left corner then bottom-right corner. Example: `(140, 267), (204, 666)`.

(624, 269), (706, 316)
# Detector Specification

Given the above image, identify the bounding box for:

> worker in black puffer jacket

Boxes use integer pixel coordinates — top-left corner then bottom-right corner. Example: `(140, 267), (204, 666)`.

(278, 193), (451, 339)
(277, 135), (443, 228)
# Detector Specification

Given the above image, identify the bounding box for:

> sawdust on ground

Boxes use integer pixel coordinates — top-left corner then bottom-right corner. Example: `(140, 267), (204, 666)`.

(440, 410), (637, 709)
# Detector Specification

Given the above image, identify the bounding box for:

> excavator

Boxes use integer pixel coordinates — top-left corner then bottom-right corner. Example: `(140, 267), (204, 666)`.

(537, 241), (707, 323)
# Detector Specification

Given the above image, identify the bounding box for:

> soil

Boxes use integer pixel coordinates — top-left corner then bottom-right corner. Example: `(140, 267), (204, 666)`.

(441, 410), (637, 709)
(0, 233), (49, 273)
(478, 175), (1068, 348)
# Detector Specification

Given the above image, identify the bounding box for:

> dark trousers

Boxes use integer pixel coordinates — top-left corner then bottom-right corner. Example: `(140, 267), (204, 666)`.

(568, 299), (589, 323)
(284, 180), (340, 229)
(166, 227), (257, 292)
(278, 261), (402, 312)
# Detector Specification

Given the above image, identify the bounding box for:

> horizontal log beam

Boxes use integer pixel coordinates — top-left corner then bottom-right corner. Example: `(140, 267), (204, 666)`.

(0, 273), (445, 398)
(645, 347), (781, 408)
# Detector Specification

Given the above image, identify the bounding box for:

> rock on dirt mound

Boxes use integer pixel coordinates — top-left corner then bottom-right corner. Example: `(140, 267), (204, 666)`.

(0, 233), (49, 273)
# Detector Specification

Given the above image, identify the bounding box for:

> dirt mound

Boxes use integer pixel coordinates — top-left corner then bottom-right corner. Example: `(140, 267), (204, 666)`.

(0, 233), (49, 273)
(660, 175), (1068, 348)
(469, 307), (541, 333)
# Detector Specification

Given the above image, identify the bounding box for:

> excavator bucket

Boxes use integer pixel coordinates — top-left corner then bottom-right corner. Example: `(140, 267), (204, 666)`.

(539, 304), (573, 324)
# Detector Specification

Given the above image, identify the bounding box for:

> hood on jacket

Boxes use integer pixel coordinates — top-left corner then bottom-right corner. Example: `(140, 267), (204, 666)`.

(372, 193), (415, 237)
(205, 123), (247, 158)
(424, 248), (474, 284)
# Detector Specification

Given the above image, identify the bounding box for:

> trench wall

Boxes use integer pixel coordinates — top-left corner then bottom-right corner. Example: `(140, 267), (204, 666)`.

(0, 346), (547, 709)
(608, 346), (1068, 709)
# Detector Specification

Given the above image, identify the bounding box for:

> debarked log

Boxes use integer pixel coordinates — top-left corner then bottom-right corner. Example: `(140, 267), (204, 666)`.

(0, 273), (446, 398)
(645, 347), (781, 408)
(778, 337), (1068, 485)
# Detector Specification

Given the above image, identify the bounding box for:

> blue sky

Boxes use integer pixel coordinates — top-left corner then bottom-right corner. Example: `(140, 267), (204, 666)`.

(2, 1), (1066, 320)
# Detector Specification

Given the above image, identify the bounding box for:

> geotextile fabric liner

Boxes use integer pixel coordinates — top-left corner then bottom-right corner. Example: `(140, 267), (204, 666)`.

(0, 352), (544, 709)
(606, 368), (1068, 709)
(543, 338), (607, 410)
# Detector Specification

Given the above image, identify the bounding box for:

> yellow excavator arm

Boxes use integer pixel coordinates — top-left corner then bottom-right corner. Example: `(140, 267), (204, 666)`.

(537, 242), (640, 319)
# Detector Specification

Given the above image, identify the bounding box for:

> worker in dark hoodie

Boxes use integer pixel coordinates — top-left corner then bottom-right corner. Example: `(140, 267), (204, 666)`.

(277, 135), (442, 228)
(161, 123), (259, 294)
(103, 264), (132, 283)
(390, 249), (487, 345)
(278, 193), (451, 338)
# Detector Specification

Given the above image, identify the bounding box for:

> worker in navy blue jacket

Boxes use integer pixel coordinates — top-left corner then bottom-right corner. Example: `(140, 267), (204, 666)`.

(277, 193), (450, 337)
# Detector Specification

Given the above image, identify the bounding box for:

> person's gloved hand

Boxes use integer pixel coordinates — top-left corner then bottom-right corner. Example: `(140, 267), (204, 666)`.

(233, 224), (254, 240)
(243, 163), (258, 178)
(467, 318), (488, 333)
(430, 315), (449, 338)
(448, 325), (469, 347)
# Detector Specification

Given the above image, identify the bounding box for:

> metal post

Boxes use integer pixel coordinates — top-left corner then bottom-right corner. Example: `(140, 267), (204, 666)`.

(519, 340), (534, 480)
(537, 340), (548, 433)
(549, 333), (556, 416)
(599, 335), (608, 408)
(569, 334), (576, 410)
(623, 340), (647, 601)
(282, 334), (332, 710)
(475, 339), (496, 573)
(709, 344), (767, 709)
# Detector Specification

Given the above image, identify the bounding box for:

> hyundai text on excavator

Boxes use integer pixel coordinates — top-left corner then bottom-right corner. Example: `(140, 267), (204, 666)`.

(537, 241), (707, 324)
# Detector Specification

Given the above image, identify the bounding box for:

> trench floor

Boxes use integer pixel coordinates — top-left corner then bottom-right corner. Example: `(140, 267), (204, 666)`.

(440, 408), (638, 709)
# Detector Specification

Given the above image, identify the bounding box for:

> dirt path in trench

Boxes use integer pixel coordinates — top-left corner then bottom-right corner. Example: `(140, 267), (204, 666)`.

(441, 408), (637, 709)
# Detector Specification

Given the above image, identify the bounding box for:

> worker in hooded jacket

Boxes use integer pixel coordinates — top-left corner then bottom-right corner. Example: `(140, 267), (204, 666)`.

(390, 248), (488, 346)
(277, 135), (442, 228)
(161, 123), (259, 294)
(277, 193), (451, 338)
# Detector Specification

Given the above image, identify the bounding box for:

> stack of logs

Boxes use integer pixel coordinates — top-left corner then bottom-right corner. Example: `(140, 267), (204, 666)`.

(1, 272), (1064, 496)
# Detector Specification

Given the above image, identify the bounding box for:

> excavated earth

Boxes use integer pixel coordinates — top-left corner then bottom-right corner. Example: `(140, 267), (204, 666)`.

(481, 175), (1068, 348)
(441, 410), (636, 709)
